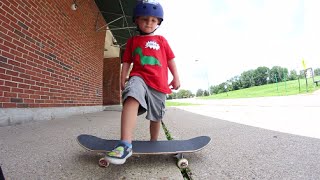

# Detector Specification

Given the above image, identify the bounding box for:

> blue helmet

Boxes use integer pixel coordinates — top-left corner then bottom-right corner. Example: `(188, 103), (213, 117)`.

(133, 0), (164, 25)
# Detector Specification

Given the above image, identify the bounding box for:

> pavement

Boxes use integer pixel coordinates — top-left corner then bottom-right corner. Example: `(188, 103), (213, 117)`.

(0, 108), (182, 179)
(171, 90), (320, 139)
(1, 92), (320, 179)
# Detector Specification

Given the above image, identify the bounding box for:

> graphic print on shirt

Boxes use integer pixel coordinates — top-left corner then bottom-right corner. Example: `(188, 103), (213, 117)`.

(133, 40), (161, 66)
(145, 41), (160, 50)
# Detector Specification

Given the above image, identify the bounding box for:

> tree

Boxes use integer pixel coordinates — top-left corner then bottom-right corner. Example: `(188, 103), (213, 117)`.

(269, 66), (288, 83)
(240, 70), (255, 88)
(227, 76), (241, 91)
(196, 89), (204, 97)
(211, 85), (219, 95)
(314, 68), (320, 76)
(176, 89), (192, 98)
(282, 68), (289, 81)
(167, 92), (177, 99)
(288, 70), (298, 80)
(253, 66), (269, 86)
(203, 90), (209, 96)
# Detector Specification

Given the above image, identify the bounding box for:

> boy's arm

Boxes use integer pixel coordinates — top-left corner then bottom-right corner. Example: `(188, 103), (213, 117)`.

(121, 62), (131, 90)
(168, 59), (180, 90)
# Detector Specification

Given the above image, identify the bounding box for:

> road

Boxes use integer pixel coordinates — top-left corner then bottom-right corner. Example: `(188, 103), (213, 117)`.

(1, 92), (320, 179)
(170, 90), (320, 139)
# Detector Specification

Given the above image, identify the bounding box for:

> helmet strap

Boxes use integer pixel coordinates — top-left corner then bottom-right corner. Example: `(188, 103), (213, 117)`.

(137, 26), (158, 36)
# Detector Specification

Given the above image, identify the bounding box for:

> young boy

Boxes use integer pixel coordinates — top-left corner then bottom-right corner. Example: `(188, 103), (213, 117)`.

(104, 0), (180, 165)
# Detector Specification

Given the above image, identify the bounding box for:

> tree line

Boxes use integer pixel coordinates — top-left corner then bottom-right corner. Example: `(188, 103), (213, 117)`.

(167, 66), (320, 99)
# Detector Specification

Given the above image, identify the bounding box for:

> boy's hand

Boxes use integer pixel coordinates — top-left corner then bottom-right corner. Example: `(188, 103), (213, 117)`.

(169, 78), (180, 90)
(121, 77), (129, 90)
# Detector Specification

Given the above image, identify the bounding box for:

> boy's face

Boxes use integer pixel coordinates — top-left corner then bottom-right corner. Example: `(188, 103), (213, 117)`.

(136, 16), (159, 34)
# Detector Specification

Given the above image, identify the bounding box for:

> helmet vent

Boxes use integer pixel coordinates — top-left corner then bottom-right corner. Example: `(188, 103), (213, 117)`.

(153, 6), (157, 9)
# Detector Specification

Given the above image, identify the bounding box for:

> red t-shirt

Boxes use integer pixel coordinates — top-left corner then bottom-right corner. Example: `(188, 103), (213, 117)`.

(122, 35), (175, 94)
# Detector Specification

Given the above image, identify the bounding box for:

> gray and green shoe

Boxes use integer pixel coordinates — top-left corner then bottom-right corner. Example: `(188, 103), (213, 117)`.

(105, 141), (132, 165)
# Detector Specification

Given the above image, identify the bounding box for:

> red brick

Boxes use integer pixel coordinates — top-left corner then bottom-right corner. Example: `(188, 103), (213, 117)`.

(13, 75), (24, 82)
(2, 51), (15, 60)
(0, 97), (10, 102)
(5, 81), (18, 87)
(4, 92), (17, 98)
(1, 70), (12, 81)
(6, 69), (19, 76)
(24, 79), (36, 85)
(11, 87), (24, 93)
(18, 84), (30, 89)
(24, 99), (34, 103)
(0, 85), (10, 92)
(0, 13), (12, 25)
(12, 39), (24, 48)
(0, 24), (8, 35)
(10, 49), (23, 57)
(2, 5), (15, 19)
(2, 103), (17, 108)
(0, 68), (5, 74)
(19, 73), (31, 80)
(4, 41), (16, 49)
(30, 85), (40, 91)
(18, 93), (29, 98)
(0, 44), (10, 53)
(17, 103), (29, 108)
(13, 66), (26, 73)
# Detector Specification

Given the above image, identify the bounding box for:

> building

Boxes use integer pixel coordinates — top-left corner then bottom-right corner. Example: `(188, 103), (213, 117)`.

(0, 0), (135, 126)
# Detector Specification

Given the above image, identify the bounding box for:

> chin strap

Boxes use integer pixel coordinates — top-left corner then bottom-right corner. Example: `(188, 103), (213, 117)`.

(137, 26), (158, 35)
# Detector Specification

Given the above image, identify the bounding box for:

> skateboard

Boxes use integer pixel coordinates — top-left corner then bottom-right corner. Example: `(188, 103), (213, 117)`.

(77, 134), (211, 168)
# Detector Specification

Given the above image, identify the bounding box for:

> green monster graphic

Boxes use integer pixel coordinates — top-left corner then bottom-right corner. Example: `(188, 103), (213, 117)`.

(133, 47), (161, 66)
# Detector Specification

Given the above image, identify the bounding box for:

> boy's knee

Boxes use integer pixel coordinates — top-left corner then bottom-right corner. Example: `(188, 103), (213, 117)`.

(124, 97), (139, 104)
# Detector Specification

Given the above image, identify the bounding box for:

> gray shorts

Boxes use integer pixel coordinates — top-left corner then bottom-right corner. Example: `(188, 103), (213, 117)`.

(122, 76), (166, 121)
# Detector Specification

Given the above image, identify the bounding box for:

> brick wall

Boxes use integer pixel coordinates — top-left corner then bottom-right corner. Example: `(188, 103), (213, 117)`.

(103, 57), (121, 105)
(0, 0), (107, 108)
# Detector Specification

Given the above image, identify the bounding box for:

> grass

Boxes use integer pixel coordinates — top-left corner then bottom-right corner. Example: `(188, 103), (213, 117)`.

(161, 121), (192, 179)
(165, 101), (199, 107)
(161, 121), (174, 140)
(166, 77), (320, 106)
(201, 77), (320, 99)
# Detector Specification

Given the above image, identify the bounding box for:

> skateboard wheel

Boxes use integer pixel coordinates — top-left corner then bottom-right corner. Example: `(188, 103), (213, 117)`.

(177, 158), (188, 169)
(98, 158), (110, 168)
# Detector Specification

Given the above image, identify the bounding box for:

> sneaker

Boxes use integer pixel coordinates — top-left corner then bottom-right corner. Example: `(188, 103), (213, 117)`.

(105, 141), (132, 165)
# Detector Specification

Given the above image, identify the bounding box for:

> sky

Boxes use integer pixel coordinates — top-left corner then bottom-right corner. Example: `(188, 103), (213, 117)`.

(154, 0), (320, 93)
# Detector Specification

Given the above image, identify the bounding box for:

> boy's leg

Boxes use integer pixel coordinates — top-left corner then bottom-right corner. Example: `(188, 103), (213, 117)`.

(150, 120), (161, 141)
(104, 97), (139, 165)
(121, 97), (139, 143)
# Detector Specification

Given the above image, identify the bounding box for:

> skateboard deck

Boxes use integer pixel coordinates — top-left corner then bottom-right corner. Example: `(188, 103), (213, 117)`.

(77, 134), (211, 154)
(77, 134), (211, 168)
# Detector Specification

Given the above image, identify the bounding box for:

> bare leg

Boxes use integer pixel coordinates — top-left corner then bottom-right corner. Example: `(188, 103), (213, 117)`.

(150, 120), (161, 141)
(121, 97), (139, 143)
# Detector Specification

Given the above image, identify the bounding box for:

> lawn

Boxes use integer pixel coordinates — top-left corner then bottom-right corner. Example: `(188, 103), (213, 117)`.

(165, 101), (198, 107)
(201, 77), (320, 99)
(166, 77), (320, 106)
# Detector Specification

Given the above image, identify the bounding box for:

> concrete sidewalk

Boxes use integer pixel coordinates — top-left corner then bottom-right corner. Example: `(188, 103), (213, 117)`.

(164, 108), (320, 179)
(1, 106), (320, 179)
(171, 92), (320, 139)
(0, 108), (182, 179)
